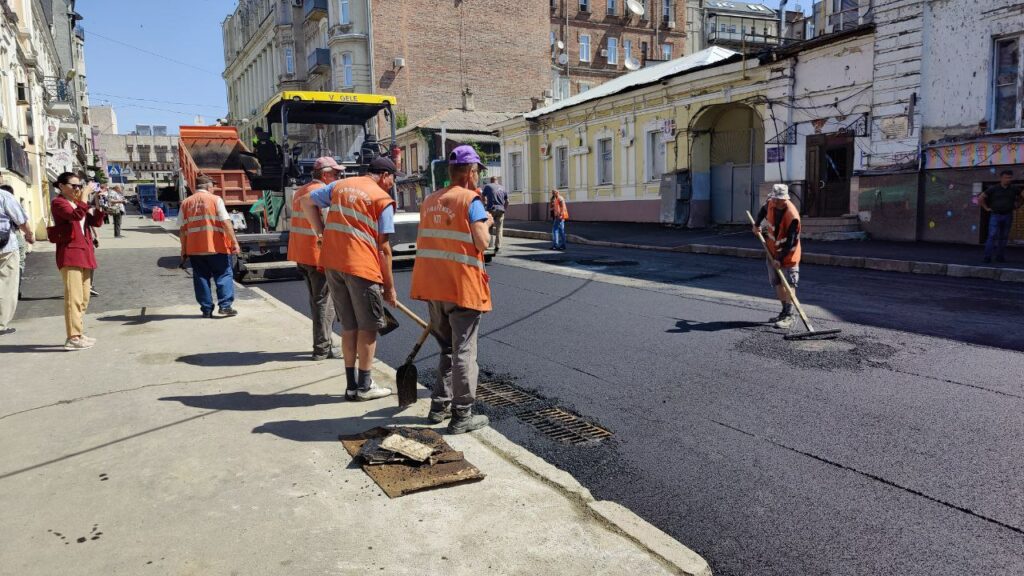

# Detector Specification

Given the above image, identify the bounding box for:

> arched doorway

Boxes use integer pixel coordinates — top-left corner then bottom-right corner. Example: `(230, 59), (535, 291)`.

(690, 104), (765, 225)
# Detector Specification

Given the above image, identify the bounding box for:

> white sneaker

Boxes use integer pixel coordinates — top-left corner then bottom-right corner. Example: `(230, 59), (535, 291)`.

(356, 385), (393, 401)
(80, 335), (97, 345)
(773, 315), (796, 330)
(64, 337), (94, 351)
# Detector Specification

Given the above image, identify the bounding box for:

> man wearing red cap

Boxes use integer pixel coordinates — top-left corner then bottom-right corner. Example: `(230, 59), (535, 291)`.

(288, 157), (342, 360)
(411, 145), (493, 434)
(300, 156), (400, 401)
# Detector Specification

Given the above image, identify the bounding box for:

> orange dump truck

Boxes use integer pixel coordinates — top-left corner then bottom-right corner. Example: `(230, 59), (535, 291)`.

(178, 125), (293, 281)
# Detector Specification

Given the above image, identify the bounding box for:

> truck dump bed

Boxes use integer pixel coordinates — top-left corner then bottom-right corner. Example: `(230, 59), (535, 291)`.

(178, 126), (263, 206)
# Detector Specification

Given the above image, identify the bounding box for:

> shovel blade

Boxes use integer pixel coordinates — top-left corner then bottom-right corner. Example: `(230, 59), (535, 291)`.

(396, 363), (419, 407)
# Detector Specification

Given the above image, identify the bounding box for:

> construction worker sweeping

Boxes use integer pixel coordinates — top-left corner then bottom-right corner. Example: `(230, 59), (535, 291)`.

(410, 145), (493, 434)
(752, 184), (801, 330)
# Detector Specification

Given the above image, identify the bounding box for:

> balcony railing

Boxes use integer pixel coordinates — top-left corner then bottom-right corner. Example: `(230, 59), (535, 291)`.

(307, 48), (330, 75)
(707, 29), (782, 47)
(304, 0), (328, 20)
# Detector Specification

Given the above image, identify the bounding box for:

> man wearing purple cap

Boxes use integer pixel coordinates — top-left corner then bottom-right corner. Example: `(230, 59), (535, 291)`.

(288, 157), (342, 360)
(410, 145), (494, 434)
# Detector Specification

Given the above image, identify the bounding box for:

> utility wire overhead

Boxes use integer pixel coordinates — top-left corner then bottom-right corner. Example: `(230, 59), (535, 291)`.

(88, 30), (222, 76)
(91, 91), (225, 110)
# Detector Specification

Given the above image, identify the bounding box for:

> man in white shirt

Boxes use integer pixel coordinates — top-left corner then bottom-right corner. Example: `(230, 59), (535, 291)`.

(0, 184), (34, 335)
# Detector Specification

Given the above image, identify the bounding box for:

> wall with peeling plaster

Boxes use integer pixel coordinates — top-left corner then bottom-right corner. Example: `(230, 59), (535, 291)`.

(920, 0), (1024, 142)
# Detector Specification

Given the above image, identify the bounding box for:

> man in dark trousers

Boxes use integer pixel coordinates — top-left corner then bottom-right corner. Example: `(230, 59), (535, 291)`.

(481, 176), (507, 253)
(754, 184), (802, 330)
(980, 170), (1024, 263)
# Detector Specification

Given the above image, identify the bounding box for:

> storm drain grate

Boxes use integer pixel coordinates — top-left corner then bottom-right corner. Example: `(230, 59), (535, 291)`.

(476, 381), (539, 408)
(518, 408), (613, 445)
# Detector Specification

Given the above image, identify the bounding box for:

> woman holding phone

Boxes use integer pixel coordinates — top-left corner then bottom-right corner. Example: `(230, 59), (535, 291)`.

(51, 172), (105, 350)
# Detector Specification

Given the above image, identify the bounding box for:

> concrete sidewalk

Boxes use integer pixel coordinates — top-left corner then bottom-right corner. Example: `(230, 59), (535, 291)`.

(0, 216), (710, 576)
(504, 219), (1024, 283)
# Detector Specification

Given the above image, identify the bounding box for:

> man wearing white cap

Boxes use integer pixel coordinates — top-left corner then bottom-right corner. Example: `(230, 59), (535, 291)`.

(753, 184), (802, 329)
(287, 157), (342, 360)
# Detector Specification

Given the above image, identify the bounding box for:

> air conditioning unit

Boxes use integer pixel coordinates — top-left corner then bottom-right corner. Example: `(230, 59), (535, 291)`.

(543, 89), (553, 98)
(600, 48), (608, 57)
(667, 20), (677, 29)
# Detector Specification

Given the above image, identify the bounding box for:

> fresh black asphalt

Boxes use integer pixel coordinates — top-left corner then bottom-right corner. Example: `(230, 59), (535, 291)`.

(260, 240), (1024, 576)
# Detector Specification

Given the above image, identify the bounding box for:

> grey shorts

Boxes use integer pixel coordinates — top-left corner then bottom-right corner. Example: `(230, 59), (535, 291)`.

(767, 258), (799, 288)
(326, 270), (386, 331)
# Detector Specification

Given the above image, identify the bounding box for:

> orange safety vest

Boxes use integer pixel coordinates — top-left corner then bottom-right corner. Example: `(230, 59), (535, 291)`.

(765, 200), (801, 268)
(319, 175), (395, 283)
(410, 186), (491, 312)
(181, 192), (232, 255)
(551, 197), (569, 221)
(287, 179), (326, 267)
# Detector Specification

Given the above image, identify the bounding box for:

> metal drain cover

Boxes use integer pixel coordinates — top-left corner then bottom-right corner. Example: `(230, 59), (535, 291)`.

(477, 381), (538, 408)
(518, 408), (613, 445)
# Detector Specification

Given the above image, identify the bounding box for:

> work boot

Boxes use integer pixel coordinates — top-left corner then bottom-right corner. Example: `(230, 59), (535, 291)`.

(773, 314), (796, 330)
(428, 402), (452, 424)
(218, 307), (238, 317)
(447, 407), (489, 435)
(312, 347), (341, 361)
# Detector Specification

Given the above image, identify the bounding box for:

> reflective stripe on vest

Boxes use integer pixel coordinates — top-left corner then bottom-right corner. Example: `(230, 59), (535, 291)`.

(319, 176), (395, 283)
(410, 186), (491, 312)
(181, 192), (230, 255)
(287, 180), (325, 267)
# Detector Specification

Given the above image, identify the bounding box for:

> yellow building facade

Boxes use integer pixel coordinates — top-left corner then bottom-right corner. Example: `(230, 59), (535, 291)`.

(497, 48), (771, 226)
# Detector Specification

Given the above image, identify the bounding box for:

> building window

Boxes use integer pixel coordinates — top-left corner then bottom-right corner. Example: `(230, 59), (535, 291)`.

(597, 137), (613, 184)
(994, 37), (1021, 131)
(580, 0), (589, 12)
(410, 143), (418, 172)
(607, 37), (618, 64)
(342, 52), (353, 87)
(285, 47), (295, 74)
(338, 0), (350, 24)
(647, 131), (666, 181)
(553, 72), (570, 100)
(661, 43), (672, 60)
(662, 0), (672, 20)
(580, 34), (591, 62)
(578, 82), (593, 93)
(556, 146), (569, 188)
(510, 152), (524, 191)
(624, 39), (632, 60)
(607, 0), (616, 16)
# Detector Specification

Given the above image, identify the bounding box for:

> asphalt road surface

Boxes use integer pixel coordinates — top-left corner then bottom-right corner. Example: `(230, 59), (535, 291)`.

(260, 237), (1024, 576)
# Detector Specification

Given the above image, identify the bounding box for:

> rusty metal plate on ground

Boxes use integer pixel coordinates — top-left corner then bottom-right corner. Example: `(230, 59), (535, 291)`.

(477, 380), (539, 408)
(340, 427), (485, 498)
(518, 408), (613, 445)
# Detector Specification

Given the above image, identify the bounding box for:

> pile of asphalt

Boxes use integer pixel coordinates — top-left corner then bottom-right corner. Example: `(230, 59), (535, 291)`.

(733, 329), (900, 371)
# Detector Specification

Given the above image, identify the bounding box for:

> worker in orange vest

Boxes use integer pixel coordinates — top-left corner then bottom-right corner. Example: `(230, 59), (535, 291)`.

(753, 184), (802, 329)
(178, 175), (241, 318)
(299, 156), (400, 401)
(288, 157), (343, 360)
(550, 189), (569, 250)
(410, 145), (494, 434)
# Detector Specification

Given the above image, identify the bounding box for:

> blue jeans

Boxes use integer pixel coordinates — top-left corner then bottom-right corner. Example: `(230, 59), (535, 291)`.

(190, 254), (234, 312)
(551, 219), (566, 249)
(984, 213), (1013, 260)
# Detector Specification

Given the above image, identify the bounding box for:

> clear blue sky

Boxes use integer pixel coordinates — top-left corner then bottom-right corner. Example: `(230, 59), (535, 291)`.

(82, 0), (794, 135)
(82, 0), (237, 134)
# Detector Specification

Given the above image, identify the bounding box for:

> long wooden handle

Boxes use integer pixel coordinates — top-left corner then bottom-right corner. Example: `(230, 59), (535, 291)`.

(395, 300), (429, 329)
(746, 211), (815, 332)
(404, 325), (433, 365)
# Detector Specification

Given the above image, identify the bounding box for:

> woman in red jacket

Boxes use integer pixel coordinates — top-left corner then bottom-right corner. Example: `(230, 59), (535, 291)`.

(51, 172), (105, 350)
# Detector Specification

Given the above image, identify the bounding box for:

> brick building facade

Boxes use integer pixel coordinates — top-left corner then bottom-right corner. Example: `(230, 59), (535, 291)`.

(370, 0), (551, 126)
(550, 0), (688, 99)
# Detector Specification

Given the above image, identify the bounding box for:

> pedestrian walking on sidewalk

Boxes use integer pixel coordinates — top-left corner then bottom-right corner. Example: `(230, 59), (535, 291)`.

(482, 176), (507, 253)
(51, 172), (105, 349)
(550, 189), (568, 251)
(980, 169), (1023, 263)
(178, 176), (241, 319)
(754, 184), (802, 330)
(0, 184), (34, 336)
(411, 145), (493, 434)
(96, 183), (110, 225)
(107, 185), (127, 238)
(287, 157), (342, 361)
(300, 156), (399, 401)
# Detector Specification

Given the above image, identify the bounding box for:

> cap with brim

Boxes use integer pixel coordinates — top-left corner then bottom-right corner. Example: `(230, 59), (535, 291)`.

(449, 144), (486, 169)
(313, 156), (341, 171)
(368, 156), (406, 178)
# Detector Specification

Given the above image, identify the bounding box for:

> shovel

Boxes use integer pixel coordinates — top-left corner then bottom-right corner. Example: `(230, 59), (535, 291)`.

(394, 301), (433, 407)
(745, 211), (841, 341)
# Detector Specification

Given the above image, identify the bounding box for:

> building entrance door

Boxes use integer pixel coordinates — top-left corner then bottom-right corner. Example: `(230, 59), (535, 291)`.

(805, 134), (854, 217)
